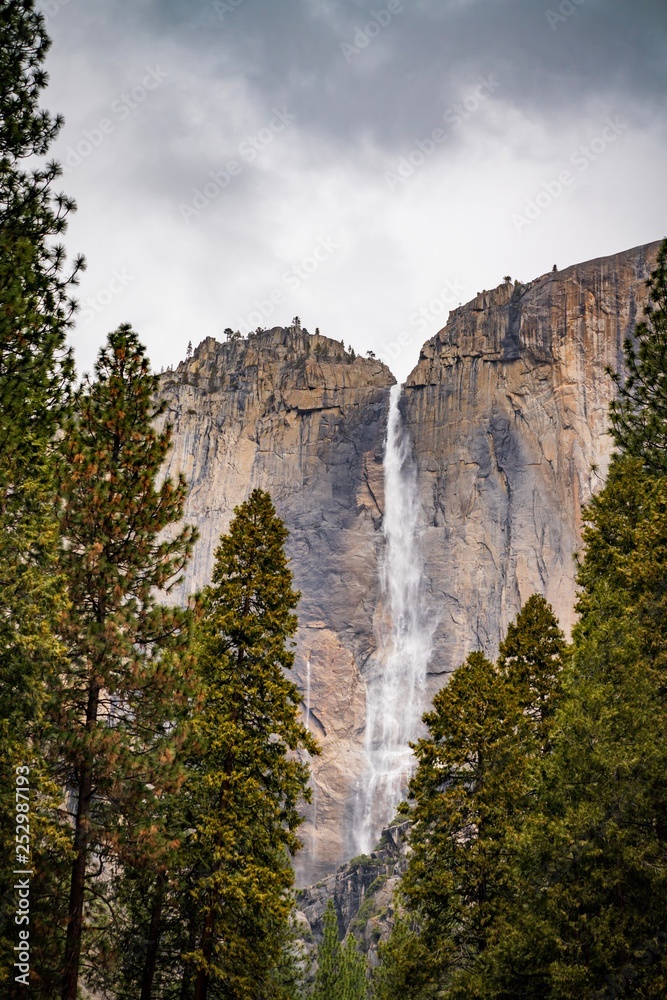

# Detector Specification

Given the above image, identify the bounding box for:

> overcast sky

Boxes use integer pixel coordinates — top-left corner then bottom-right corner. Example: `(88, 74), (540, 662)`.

(41, 0), (667, 382)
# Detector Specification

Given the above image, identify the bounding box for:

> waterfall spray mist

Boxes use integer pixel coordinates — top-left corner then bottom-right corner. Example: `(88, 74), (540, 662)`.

(355, 383), (433, 853)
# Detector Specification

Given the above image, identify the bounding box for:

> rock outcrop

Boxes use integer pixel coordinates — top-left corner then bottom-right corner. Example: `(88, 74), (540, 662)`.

(159, 241), (661, 884)
(158, 328), (395, 882)
(295, 820), (411, 974)
(404, 241), (660, 684)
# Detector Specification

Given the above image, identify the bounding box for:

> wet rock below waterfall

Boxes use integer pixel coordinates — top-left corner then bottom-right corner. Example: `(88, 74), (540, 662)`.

(295, 820), (410, 970)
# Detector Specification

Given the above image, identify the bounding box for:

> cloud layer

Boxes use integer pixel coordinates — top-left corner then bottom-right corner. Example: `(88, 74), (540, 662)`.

(42, 0), (667, 380)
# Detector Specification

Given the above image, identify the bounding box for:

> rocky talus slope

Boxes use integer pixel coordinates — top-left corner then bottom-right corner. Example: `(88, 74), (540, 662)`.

(159, 241), (661, 884)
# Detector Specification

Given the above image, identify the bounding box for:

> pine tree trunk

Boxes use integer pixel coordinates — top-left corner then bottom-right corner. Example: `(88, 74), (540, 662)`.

(61, 680), (100, 1000)
(193, 901), (215, 1000)
(179, 911), (199, 1000)
(140, 871), (166, 1000)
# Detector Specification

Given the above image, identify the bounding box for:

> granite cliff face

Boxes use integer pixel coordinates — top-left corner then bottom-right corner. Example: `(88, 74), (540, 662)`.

(404, 241), (660, 682)
(158, 329), (395, 882)
(159, 241), (660, 884)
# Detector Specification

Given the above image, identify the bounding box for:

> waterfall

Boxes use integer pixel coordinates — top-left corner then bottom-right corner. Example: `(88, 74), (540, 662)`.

(355, 383), (433, 854)
(305, 658), (311, 730)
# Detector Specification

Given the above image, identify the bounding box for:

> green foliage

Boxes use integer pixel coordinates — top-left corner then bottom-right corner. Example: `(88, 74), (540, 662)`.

(313, 901), (341, 1000)
(372, 917), (437, 1000)
(498, 592), (567, 743)
(53, 325), (197, 999)
(377, 598), (566, 998)
(400, 651), (529, 994)
(313, 901), (367, 1000)
(175, 489), (318, 1000)
(0, 0), (84, 464)
(339, 935), (367, 1000)
(608, 238), (667, 473)
(0, 3), (84, 993)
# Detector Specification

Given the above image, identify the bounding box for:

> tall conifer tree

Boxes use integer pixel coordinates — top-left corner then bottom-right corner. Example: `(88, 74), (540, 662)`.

(377, 599), (565, 998)
(498, 593), (566, 744)
(0, 3), (84, 990)
(397, 651), (527, 996)
(176, 489), (318, 1000)
(53, 325), (197, 1000)
(313, 901), (342, 1000)
(338, 935), (368, 1000)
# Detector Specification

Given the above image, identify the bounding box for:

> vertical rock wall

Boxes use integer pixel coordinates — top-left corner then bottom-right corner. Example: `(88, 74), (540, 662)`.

(160, 241), (661, 883)
(405, 241), (660, 694)
(158, 329), (394, 882)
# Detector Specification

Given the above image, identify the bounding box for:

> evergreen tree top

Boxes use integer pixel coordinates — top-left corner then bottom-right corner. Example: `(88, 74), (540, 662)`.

(608, 237), (667, 472)
(0, 0), (61, 158)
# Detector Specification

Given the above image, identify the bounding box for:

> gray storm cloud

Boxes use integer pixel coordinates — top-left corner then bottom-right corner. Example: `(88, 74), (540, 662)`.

(41, 0), (667, 379)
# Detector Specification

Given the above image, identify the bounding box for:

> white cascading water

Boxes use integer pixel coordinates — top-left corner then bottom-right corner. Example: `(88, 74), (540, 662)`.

(305, 658), (312, 731)
(355, 383), (433, 854)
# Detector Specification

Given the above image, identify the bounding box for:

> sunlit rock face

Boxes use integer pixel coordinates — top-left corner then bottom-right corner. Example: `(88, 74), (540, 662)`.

(404, 241), (660, 688)
(158, 328), (395, 884)
(159, 241), (660, 885)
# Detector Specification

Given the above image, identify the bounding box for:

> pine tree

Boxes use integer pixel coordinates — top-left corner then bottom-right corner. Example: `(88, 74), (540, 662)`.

(395, 651), (528, 996)
(313, 901), (342, 1000)
(372, 917), (437, 1000)
(0, 3), (84, 991)
(312, 901), (367, 1000)
(498, 593), (566, 744)
(176, 489), (318, 1000)
(97, 781), (198, 1000)
(607, 238), (667, 472)
(339, 934), (367, 1000)
(378, 599), (566, 999)
(52, 325), (197, 1000)
(0, 0), (83, 461)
